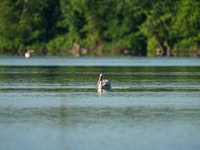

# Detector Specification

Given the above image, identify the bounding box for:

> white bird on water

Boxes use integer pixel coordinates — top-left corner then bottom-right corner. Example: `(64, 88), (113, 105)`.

(25, 50), (30, 58)
(97, 74), (111, 90)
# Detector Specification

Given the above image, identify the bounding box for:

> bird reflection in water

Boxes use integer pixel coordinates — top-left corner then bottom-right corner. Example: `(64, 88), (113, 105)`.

(97, 88), (111, 97)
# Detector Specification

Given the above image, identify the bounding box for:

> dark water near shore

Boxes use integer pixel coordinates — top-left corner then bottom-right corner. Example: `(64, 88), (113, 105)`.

(0, 57), (200, 150)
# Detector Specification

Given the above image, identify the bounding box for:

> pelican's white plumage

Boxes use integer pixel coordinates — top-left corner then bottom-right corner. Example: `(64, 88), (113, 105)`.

(97, 74), (111, 89)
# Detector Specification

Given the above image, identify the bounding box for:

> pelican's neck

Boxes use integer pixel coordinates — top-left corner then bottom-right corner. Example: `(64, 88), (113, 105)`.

(97, 75), (103, 86)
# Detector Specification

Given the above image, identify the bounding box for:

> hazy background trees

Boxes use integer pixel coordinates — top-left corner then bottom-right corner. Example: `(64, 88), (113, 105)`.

(0, 0), (199, 56)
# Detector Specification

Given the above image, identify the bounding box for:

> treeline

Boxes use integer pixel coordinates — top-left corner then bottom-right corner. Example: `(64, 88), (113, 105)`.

(0, 0), (199, 56)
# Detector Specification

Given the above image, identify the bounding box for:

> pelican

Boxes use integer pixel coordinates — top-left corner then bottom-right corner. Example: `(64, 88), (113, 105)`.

(25, 50), (30, 58)
(97, 74), (111, 89)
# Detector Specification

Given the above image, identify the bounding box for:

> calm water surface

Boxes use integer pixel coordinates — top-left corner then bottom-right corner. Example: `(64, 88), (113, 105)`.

(0, 57), (200, 150)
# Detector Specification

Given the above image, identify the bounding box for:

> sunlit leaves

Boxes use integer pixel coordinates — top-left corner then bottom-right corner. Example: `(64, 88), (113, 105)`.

(0, 0), (199, 55)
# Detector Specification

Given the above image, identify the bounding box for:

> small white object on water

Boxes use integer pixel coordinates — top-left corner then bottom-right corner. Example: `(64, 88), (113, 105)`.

(97, 73), (111, 90)
(25, 50), (30, 58)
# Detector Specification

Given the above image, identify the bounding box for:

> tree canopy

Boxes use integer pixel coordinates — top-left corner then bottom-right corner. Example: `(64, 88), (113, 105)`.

(0, 0), (199, 56)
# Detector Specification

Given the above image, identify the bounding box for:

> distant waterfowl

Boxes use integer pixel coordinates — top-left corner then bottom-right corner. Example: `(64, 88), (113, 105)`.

(25, 50), (30, 58)
(97, 74), (111, 89)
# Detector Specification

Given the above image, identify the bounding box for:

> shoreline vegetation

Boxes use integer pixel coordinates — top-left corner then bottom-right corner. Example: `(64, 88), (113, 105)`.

(0, 46), (199, 57)
(0, 0), (200, 57)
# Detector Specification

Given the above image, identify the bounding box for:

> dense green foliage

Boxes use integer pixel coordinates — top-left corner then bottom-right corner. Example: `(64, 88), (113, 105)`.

(0, 0), (199, 56)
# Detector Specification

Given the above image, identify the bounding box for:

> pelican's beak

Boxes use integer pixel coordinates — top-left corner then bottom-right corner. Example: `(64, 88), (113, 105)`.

(97, 76), (100, 86)
(97, 75), (102, 86)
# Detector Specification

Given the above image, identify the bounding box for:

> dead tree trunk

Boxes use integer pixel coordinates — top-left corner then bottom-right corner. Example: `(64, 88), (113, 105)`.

(21, 0), (28, 17)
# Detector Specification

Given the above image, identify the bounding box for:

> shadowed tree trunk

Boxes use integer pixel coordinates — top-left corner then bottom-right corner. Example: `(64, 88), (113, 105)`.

(150, 23), (165, 56)
(196, 42), (199, 57)
(146, 21), (165, 56)
(97, 38), (103, 56)
(149, 0), (171, 57)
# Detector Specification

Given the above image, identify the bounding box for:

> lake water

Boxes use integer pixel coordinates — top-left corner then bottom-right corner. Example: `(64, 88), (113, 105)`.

(0, 57), (200, 150)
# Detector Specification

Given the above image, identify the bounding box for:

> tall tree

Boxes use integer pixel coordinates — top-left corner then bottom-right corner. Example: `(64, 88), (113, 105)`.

(139, 0), (178, 56)
(0, 0), (23, 51)
(172, 0), (200, 56)
(0, 0), (62, 52)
